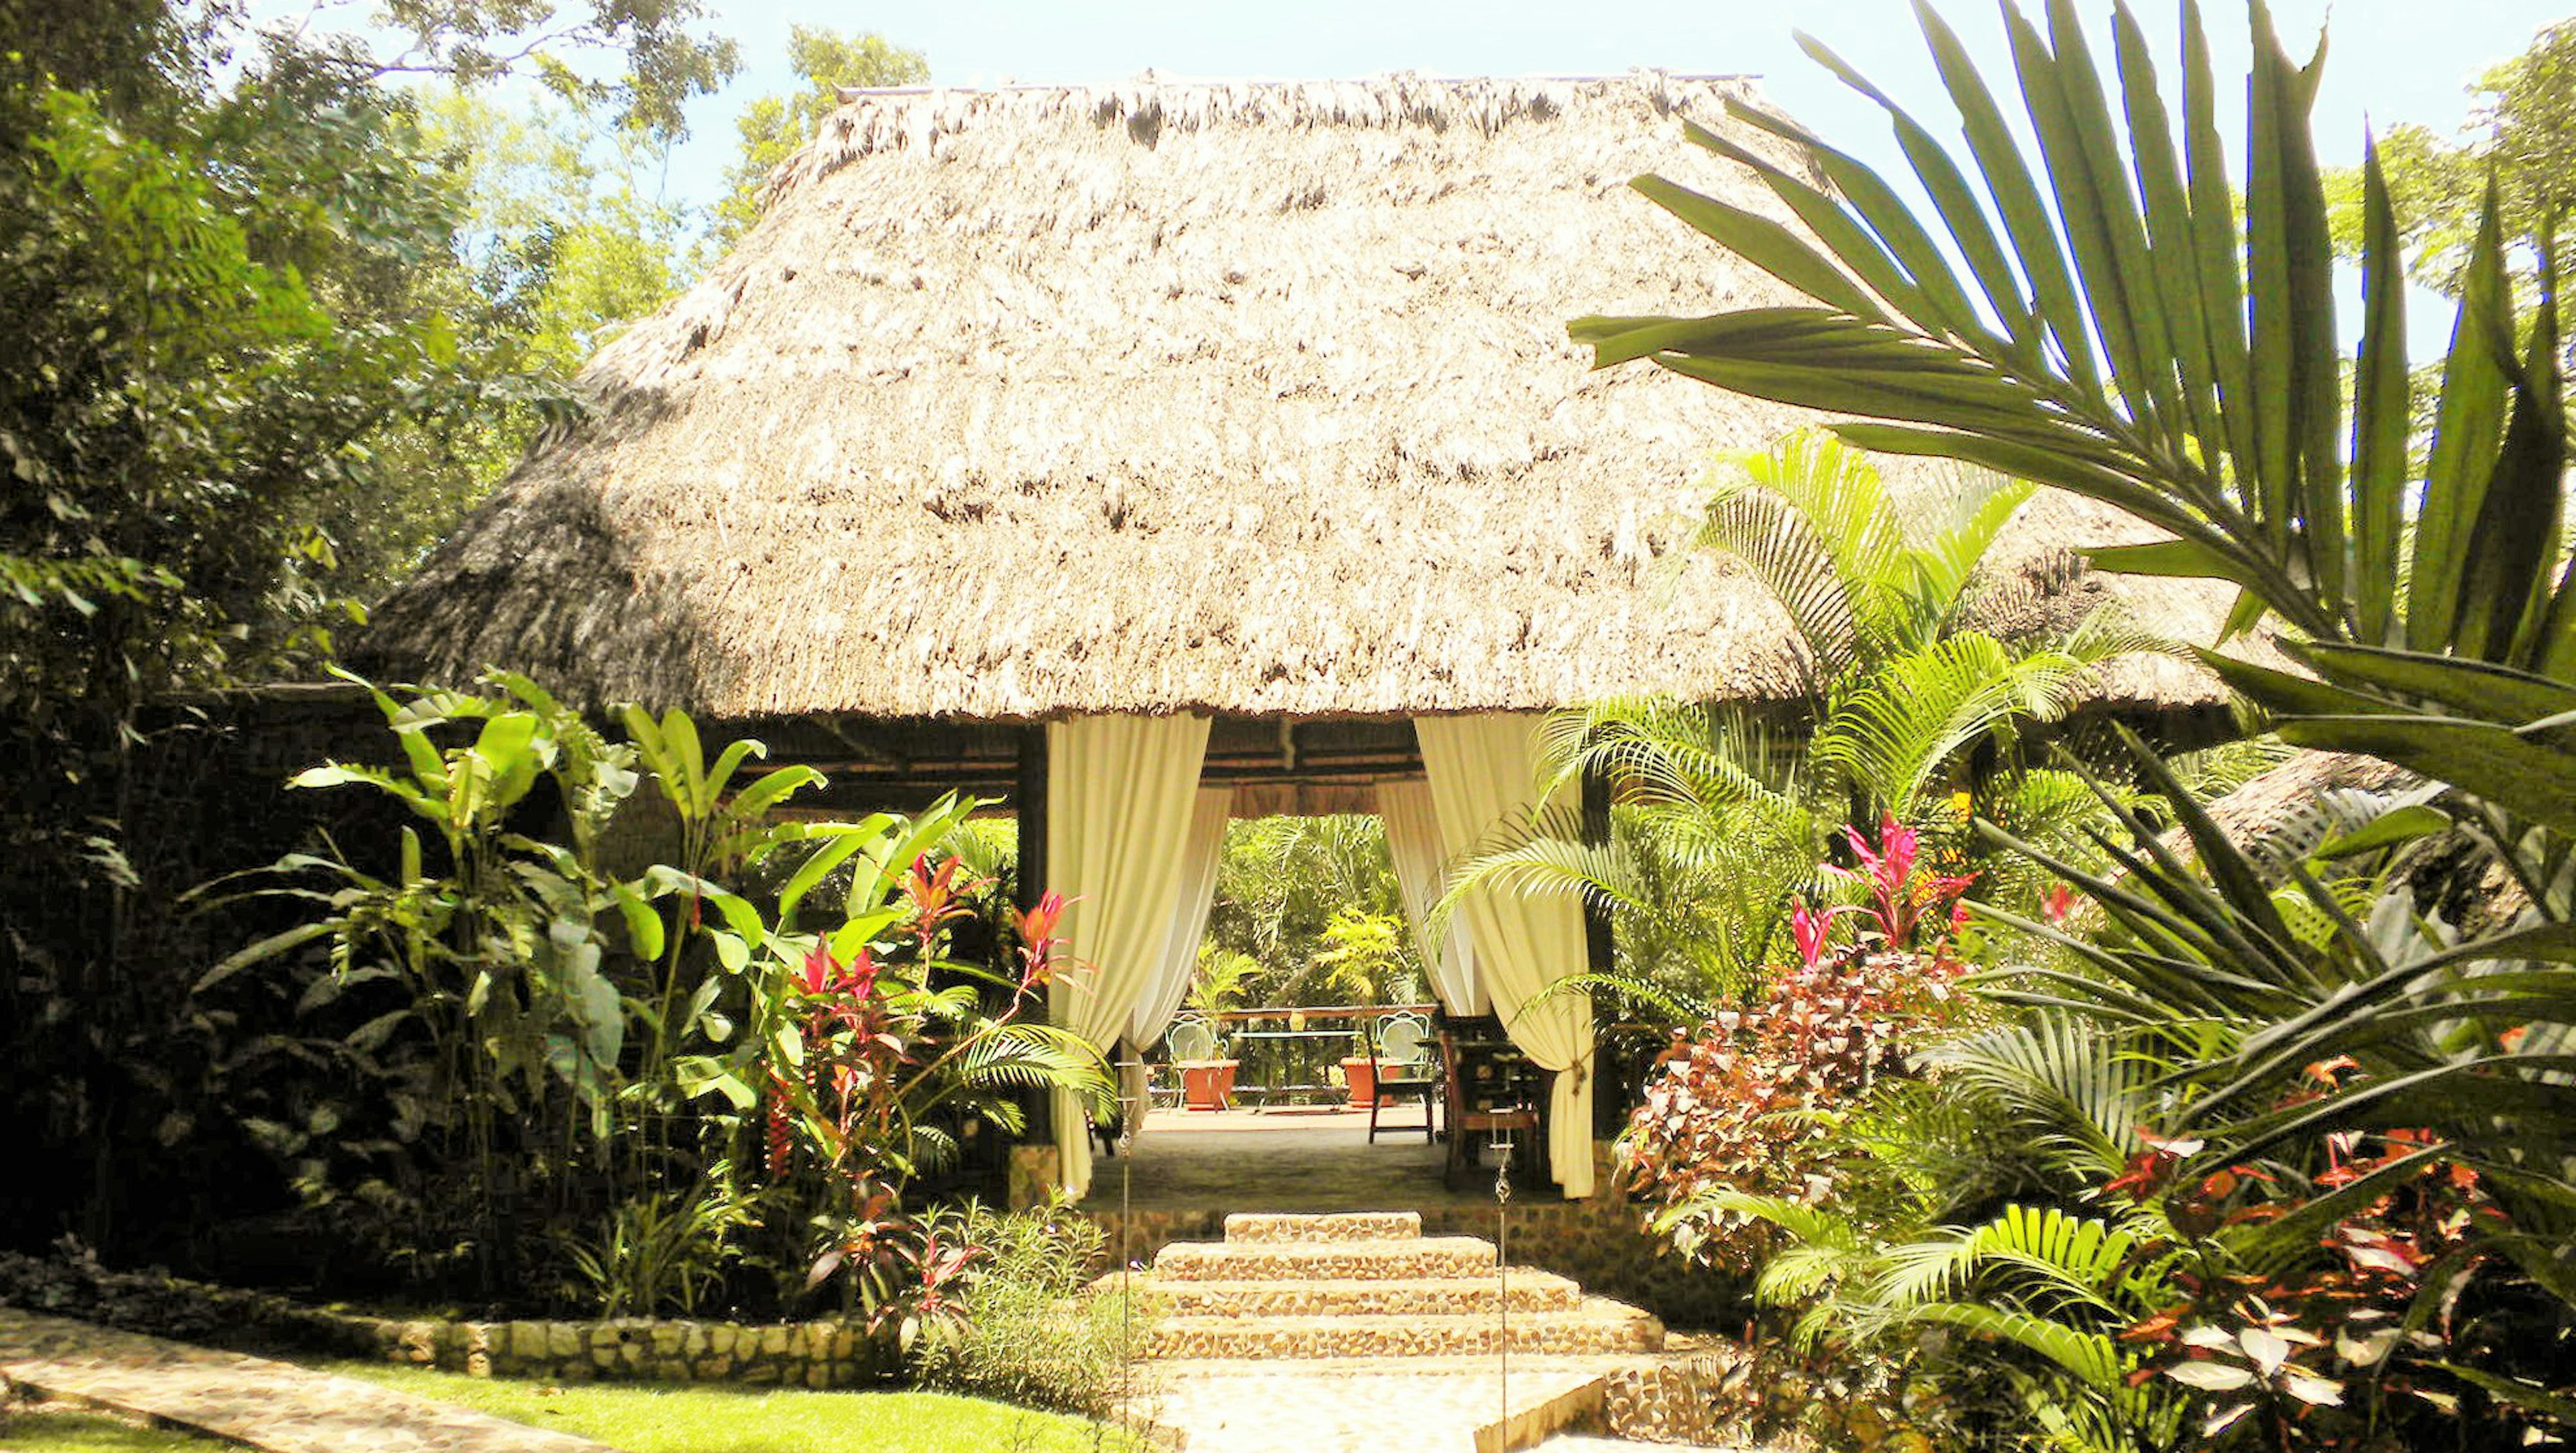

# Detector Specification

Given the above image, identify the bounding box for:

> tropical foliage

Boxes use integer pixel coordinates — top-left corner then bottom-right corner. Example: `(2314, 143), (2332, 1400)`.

(201, 674), (1109, 1324)
(1450, 433), (2141, 1017)
(1203, 816), (1424, 1009)
(0, 0), (815, 1262)
(1622, 818), (1979, 1271)
(1577, 0), (2576, 1442)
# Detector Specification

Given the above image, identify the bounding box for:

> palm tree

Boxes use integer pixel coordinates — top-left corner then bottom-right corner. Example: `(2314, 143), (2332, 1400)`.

(1203, 814), (1420, 1007)
(1570, 0), (2576, 1423)
(1450, 433), (2149, 1015)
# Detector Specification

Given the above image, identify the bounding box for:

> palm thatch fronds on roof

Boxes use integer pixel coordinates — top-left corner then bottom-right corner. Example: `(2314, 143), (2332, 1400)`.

(360, 73), (2265, 721)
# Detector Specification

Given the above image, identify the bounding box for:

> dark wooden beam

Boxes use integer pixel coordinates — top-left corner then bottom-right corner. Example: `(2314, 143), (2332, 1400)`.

(1012, 725), (1049, 911)
(1012, 723), (1052, 1148)
(1580, 763), (1615, 981)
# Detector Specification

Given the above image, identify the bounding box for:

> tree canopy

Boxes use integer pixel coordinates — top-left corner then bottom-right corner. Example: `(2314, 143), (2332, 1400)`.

(714, 25), (928, 246)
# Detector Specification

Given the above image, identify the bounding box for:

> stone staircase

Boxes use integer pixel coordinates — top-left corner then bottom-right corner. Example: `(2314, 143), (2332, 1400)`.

(1126, 1211), (1665, 1362)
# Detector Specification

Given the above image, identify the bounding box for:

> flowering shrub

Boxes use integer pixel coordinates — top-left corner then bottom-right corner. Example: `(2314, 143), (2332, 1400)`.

(1619, 816), (1975, 1269)
(2106, 1106), (2568, 1449)
(760, 872), (1097, 1348)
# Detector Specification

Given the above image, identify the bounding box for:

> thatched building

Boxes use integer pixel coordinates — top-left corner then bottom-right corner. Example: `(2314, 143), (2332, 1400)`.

(360, 74), (2260, 1200)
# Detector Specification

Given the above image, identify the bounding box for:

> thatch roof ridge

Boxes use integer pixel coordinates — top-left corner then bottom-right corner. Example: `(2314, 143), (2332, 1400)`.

(757, 72), (1815, 248)
(362, 72), (2262, 722)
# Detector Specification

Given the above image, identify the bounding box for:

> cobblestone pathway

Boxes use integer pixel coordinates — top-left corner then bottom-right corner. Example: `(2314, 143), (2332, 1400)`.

(1114, 1212), (1709, 1451)
(1126, 1355), (1625, 1453)
(0, 1309), (616, 1453)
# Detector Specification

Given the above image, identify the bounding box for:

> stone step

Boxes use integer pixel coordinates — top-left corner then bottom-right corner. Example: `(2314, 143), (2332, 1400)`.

(1225, 1211), (1421, 1244)
(1147, 1297), (1665, 1360)
(1152, 1236), (1496, 1283)
(1123, 1270), (1584, 1317)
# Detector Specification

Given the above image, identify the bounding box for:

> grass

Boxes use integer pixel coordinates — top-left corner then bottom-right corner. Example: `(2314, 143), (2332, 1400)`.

(0, 1401), (223, 1452)
(323, 1362), (1141, 1453)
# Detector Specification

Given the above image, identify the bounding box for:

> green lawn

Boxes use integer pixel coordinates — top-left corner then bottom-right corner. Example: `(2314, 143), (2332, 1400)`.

(0, 1405), (221, 1452)
(324, 1362), (1139, 1453)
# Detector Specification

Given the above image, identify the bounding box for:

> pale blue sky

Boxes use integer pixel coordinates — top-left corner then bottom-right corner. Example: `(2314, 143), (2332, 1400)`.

(652, 0), (2566, 212)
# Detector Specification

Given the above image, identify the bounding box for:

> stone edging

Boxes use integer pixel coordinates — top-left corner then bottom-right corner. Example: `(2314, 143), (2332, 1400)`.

(352, 1313), (882, 1387)
(0, 1252), (883, 1388)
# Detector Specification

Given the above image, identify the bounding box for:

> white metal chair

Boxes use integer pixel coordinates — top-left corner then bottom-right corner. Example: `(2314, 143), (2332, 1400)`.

(1366, 1011), (1439, 1143)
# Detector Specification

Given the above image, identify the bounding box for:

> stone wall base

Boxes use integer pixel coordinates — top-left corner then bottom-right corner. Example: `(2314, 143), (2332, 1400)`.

(1007, 1144), (1063, 1209)
(361, 1315), (886, 1387)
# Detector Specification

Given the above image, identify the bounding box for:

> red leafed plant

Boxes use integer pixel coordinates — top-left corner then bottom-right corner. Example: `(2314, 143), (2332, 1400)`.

(2108, 1065), (2553, 1449)
(763, 857), (1105, 1346)
(1619, 818), (1976, 1269)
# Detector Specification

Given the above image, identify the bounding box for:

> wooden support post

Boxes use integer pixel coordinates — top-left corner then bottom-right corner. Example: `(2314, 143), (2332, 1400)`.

(1580, 763), (1617, 1139)
(1579, 764), (1615, 977)
(1014, 723), (1052, 1146)
(1014, 723), (1050, 916)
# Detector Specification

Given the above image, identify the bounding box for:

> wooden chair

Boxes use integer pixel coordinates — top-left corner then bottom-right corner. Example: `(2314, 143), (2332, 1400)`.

(1440, 1031), (1545, 1189)
(1365, 1011), (1439, 1144)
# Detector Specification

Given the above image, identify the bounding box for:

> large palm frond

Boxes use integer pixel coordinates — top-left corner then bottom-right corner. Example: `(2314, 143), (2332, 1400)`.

(1815, 634), (2091, 812)
(1922, 1015), (2159, 1181)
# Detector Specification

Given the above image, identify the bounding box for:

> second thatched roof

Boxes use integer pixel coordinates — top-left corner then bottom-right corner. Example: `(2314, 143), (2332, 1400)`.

(362, 73), (2259, 721)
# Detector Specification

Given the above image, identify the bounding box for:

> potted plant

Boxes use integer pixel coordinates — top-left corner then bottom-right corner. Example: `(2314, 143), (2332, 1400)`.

(1174, 951), (1260, 1110)
(1340, 1028), (1382, 1108)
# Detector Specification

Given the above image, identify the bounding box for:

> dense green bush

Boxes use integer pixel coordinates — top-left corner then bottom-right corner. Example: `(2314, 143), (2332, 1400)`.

(199, 672), (1110, 1325)
(910, 1201), (1152, 1417)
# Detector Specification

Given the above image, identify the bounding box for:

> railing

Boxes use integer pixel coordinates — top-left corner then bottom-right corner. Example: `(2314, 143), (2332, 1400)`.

(1182, 1003), (1438, 1106)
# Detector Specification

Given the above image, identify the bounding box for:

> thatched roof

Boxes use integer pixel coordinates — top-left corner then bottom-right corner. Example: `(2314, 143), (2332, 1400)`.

(2198, 751), (2415, 862)
(362, 73), (2257, 722)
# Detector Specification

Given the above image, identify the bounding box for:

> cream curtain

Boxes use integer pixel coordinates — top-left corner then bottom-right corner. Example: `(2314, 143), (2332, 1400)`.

(1118, 785), (1236, 1133)
(1379, 778), (1485, 1016)
(1413, 713), (1596, 1198)
(1044, 714), (1213, 1199)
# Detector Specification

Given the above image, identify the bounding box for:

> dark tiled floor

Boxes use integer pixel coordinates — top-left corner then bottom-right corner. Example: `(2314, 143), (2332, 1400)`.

(1081, 1107), (1522, 1213)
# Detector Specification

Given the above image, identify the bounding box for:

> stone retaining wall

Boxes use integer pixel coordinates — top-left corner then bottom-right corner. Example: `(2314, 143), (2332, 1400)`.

(352, 1313), (885, 1387)
(0, 1251), (888, 1388)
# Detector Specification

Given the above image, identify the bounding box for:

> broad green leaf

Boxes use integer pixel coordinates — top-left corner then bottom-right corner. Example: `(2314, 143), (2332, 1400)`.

(2269, 715), (2576, 839)
(195, 921), (332, 993)
(288, 763), (411, 796)
(2349, 142), (2410, 643)
(610, 881), (666, 961)
(1798, 31), (2038, 357)
(1915, 0), (2098, 387)
(828, 911), (904, 964)
(1685, 116), (1937, 329)
(1834, 424), (2210, 541)
(674, 1056), (756, 1110)
(1628, 174), (1884, 323)
(777, 828), (876, 928)
(2017, 3), (2169, 435)
(2479, 299), (2567, 669)
(700, 737), (766, 813)
(2087, 539), (2266, 592)
(2289, 643), (2576, 728)
(2407, 192), (2512, 651)
(661, 708), (708, 815)
(470, 710), (541, 782)
(682, 975), (724, 1037)
(2112, 2), (2224, 460)
(719, 764), (825, 828)
(2313, 805), (2450, 859)
(2179, 0), (2257, 504)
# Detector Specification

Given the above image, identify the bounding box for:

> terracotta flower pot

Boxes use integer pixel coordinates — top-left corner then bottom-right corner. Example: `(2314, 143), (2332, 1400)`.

(1340, 1056), (1381, 1106)
(1179, 1059), (1238, 1111)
